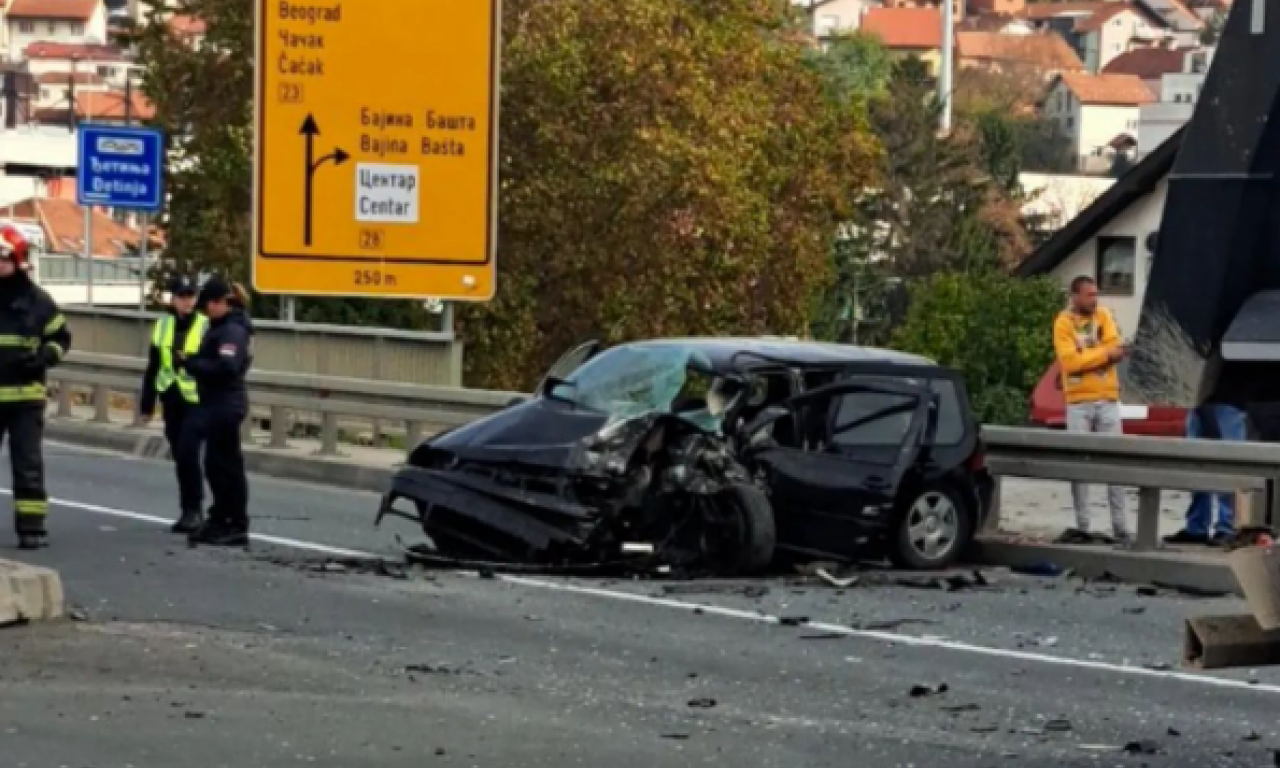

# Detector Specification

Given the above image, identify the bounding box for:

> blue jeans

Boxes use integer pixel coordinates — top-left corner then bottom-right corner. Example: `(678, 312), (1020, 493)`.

(1185, 404), (1247, 537)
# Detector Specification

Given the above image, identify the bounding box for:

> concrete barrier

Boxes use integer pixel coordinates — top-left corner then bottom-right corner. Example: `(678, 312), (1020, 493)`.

(0, 559), (64, 624)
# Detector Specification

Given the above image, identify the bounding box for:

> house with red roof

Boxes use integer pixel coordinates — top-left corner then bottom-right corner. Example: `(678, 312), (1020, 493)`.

(1043, 71), (1156, 170)
(861, 6), (944, 76)
(6, 0), (110, 62)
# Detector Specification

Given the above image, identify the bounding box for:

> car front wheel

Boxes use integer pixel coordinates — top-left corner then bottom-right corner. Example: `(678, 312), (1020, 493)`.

(890, 484), (973, 570)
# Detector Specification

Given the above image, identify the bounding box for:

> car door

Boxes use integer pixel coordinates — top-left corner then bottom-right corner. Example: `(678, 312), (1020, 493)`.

(753, 379), (935, 558)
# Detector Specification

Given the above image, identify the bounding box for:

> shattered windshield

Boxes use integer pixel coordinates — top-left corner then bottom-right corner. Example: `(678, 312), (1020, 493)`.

(549, 344), (727, 429)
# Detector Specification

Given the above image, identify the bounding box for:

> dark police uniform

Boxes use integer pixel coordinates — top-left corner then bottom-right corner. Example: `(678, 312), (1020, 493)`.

(0, 228), (70, 548)
(139, 277), (208, 533)
(184, 298), (253, 545)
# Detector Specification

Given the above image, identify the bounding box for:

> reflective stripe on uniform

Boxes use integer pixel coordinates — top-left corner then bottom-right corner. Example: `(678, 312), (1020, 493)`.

(45, 342), (65, 362)
(0, 384), (46, 402)
(0, 335), (38, 349)
(15, 499), (47, 516)
(43, 314), (66, 336)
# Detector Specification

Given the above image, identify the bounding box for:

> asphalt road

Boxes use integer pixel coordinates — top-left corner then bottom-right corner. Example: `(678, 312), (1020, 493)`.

(3, 442), (1280, 767)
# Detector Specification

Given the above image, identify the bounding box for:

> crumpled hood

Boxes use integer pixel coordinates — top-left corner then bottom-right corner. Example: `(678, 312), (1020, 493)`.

(421, 399), (612, 469)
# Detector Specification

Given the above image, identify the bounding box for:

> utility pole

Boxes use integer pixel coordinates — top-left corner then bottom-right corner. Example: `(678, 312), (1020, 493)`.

(124, 73), (148, 312)
(940, 0), (954, 135)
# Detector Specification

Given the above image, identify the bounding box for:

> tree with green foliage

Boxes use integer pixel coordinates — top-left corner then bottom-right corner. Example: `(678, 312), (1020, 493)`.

(459, 0), (878, 389)
(891, 271), (1065, 424)
(806, 31), (893, 105)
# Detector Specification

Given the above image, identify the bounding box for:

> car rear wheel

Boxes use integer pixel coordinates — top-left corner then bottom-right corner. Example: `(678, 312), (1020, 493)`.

(890, 484), (972, 570)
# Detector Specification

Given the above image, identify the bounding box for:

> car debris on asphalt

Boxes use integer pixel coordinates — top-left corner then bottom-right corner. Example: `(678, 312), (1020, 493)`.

(908, 683), (949, 698)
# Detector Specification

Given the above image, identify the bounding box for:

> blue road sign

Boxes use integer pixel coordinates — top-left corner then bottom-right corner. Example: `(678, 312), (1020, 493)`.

(77, 124), (165, 211)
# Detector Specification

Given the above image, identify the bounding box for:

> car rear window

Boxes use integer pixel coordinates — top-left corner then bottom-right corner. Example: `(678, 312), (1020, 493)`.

(833, 376), (966, 446)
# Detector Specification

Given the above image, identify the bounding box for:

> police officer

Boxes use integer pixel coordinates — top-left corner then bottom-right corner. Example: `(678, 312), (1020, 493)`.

(0, 225), (70, 549)
(184, 278), (253, 547)
(139, 275), (207, 534)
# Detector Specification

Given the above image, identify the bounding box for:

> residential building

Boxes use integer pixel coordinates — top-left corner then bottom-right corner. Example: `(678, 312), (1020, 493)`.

(861, 7), (944, 76)
(968, 0), (1026, 16)
(2, 196), (143, 257)
(1074, 3), (1170, 72)
(956, 30), (1085, 76)
(33, 70), (108, 111)
(22, 42), (135, 89)
(169, 13), (207, 47)
(805, 0), (882, 39)
(1043, 71), (1155, 171)
(1137, 46), (1213, 153)
(7, 0), (110, 61)
(35, 89), (153, 127)
(1102, 45), (1190, 93)
(1017, 129), (1182, 336)
(887, 0), (964, 24)
(959, 15), (1037, 35)
(1138, 0), (1205, 42)
(1020, 171), (1116, 233)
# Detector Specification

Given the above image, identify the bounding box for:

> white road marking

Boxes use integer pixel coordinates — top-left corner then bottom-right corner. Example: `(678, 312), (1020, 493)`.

(26, 489), (1280, 695)
(0, 489), (378, 559)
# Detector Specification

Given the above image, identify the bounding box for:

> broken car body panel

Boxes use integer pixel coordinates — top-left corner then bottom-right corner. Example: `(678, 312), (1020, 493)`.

(379, 339), (992, 570)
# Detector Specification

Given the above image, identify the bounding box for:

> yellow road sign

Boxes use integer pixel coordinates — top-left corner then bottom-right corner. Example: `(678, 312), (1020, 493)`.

(253, 0), (499, 300)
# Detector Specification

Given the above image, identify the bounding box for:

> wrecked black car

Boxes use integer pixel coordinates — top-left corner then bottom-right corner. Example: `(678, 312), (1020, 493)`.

(377, 339), (994, 573)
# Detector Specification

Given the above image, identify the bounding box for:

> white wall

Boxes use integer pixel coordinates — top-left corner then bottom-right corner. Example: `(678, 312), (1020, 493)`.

(1077, 103), (1142, 163)
(26, 57), (136, 88)
(1093, 10), (1169, 71)
(1048, 178), (1168, 336)
(1138, 101), (1192, 155)
(7, 4), (109, 61)
(35, 79), (109, 109)
(0, 129), (78, 170)
(812, 0), (877, 36)
(1020, 172), (1115, 227)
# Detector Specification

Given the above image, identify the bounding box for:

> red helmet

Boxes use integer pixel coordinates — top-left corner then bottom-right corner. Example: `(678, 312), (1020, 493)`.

(0, 225), (29, 269)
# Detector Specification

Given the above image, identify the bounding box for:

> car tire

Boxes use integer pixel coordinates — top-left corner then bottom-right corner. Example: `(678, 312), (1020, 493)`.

(890, 483), (973, 570)
(707, 483), (776, 575)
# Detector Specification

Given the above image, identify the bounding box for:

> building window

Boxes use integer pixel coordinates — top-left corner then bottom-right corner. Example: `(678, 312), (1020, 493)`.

(71, 22), (84, 35)
(47, 22), (57, 34)
(1066, 116), (1074, 129)
(1097, 236), (1136, 295)
(98, 66), (116, 78)
(18, 21), (33, 34)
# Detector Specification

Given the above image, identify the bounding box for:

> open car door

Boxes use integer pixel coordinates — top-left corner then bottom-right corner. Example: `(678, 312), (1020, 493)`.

(751, 378), (936, 559)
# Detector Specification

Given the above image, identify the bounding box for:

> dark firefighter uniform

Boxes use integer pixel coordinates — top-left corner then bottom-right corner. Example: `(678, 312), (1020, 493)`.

(185, 279), (253, 547)
(0, 226), (70, 549)
(139, 276), (208, 534)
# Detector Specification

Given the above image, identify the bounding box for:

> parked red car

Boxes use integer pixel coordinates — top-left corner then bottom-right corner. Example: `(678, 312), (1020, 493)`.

(1029, 362), (1187, 437)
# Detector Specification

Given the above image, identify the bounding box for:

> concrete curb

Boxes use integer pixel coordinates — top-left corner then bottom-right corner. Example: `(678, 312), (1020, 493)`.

(46, 419), (395, 495)
(972, 537), (1240, 596)
(1, 559), (64, 624)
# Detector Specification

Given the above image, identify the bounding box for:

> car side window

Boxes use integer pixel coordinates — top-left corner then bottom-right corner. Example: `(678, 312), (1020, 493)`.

(928, 379), (965, 445)
(829, 391), (917, 447)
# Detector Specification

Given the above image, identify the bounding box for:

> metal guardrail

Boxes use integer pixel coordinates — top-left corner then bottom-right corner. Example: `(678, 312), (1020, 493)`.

(47, 354), (1280, 552)
(64, 307), (465, 386)
(983, 426), (1280, 551)
(52, 352), (518, 455)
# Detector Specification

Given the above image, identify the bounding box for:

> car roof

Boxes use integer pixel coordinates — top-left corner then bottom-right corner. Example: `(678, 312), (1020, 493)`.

(622, 338), (936, 370)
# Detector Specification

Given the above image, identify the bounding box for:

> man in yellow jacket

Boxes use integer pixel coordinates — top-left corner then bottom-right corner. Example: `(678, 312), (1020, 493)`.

(1053, 276), (1132, 545)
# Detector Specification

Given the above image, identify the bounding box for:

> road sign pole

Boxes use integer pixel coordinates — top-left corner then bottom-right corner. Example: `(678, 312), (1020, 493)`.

(138, 212), (149, 312)
(84, 205), (94, 308)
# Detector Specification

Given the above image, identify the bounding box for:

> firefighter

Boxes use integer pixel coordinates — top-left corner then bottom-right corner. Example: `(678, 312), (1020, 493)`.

(139, 275), (208, 534)
(0, 225), (70, 549)
(184, 278), (253, 547)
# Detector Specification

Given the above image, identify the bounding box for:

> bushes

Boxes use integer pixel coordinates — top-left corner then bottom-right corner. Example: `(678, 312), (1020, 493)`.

(892, 271), (1064, 425)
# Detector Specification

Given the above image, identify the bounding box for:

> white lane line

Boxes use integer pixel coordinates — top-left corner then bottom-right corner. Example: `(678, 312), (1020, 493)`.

(32, 489), (1280, 695)
(501, 575), (1280, 696)
(0, 489), (380, 560)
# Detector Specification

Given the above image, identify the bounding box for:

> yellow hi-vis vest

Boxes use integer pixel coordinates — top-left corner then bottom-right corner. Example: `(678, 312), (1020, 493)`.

(152, 313), (207, 403)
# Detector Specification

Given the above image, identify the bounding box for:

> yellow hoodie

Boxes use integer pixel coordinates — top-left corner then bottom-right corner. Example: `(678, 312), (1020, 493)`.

(1053, 307), (1121, 404)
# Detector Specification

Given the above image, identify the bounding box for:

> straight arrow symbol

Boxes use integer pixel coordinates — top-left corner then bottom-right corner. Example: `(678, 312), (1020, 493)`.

(300, 114), (349, 247)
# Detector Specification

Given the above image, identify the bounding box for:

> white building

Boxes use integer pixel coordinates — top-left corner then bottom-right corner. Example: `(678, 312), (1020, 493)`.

(1138, 47), (1213, 154)
(1075, 4), (1171, 72)
(802, 0), (882, 39)
(7, 0), (109, 62)
(1043, 71), (1156, 172)
(22, 41), (135, 89)
(1016, 130), (1182, 337)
